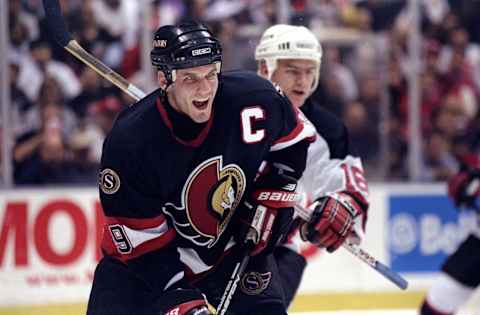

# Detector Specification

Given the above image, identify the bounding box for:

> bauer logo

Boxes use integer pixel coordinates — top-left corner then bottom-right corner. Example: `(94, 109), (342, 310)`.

(192, 47), (211, 56)
(388, 194), (478, 272)
(257, 192), (300, 202)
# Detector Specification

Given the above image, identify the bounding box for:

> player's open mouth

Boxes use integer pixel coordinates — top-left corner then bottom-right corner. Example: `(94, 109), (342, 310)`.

(193, 99), (209, 109)
(293, 90), (305, 96)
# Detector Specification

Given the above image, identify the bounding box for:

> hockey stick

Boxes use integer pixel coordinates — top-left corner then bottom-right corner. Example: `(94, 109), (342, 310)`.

(42, 0), (146, 101)
(216, 247), (251, 315)
(216, 205), (269, 315)
(294, 204), (409, 290)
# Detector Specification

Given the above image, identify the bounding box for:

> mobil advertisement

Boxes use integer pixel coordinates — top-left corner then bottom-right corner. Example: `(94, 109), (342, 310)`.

(388, 193), (478, 273)
(0, 189), (103, 305)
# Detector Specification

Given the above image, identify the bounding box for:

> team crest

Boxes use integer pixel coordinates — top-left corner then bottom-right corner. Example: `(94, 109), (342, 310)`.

(99, 168), (121, 194)
(163, 156), (245, 248)
(240, 271), (272, 295)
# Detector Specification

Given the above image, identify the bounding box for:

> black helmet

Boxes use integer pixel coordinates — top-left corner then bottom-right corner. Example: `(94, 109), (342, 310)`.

(150, 21), (222, 84)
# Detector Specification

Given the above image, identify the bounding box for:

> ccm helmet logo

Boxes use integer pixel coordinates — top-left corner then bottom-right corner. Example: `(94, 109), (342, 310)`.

(258, 192), (299, 202)
(192, 47), (211, 56)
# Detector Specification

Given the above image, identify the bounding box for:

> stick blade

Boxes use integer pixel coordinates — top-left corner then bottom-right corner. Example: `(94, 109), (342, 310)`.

(42, 0), (72, 47)
(375, 261), (409, 290)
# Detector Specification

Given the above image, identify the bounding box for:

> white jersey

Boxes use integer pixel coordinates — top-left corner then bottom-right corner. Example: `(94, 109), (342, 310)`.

(299, 132), (367, 204)
(298, 99), (369, 209)
(282, 99), (370, 253)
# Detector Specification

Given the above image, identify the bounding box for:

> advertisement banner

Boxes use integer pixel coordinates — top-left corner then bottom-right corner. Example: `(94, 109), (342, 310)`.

(0, 189), (102, 305)
(3, 185), (475, 307)
(388, 194), (478, 273)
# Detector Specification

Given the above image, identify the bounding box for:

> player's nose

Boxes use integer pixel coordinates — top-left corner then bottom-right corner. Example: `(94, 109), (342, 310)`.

(197, 77), (213, 94)
(296, 72), (310, 87)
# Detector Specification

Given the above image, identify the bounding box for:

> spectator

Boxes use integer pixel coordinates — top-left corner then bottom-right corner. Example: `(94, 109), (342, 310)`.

(9, 56), (34, 137)
(13, 103), (91, 185)
(433, 92), (472, 142)
(70, 94), (123, 164)
(17, 39), (81, 102)
(22, 77), (78, 139)
(420, 132), (458, 181)
(68, 67), (105, 118)
(342, 101), (378, 163)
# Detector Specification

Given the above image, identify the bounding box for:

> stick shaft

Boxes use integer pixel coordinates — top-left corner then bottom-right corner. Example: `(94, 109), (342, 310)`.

(216, 216), (261, 314)
(65, 41), (146, 101)
(216, 254), (250, 315)
(294, 204), (408, 290)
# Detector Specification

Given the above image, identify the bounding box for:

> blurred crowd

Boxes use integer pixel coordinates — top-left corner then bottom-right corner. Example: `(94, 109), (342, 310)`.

(3, 0), (480, 185)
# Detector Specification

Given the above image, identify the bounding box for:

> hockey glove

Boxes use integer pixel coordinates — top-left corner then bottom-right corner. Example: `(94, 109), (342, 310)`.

(300, 192), (367, 252)
(448, 167), (480, 210)
(237, 169), (300, 256)
(158, 288), (215, 315)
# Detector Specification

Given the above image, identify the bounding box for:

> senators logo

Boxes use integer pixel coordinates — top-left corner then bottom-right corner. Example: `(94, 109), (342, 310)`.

(240, 271), (272, 295)
(163, 156), (245, 248)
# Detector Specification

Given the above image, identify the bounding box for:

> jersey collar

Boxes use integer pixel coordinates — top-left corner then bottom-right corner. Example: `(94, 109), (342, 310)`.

(156, 97), (214, 147)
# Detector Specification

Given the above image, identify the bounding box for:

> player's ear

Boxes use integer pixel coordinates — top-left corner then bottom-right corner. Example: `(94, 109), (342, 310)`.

(258, 60), (269, 78)
(157, 71), (168, 90)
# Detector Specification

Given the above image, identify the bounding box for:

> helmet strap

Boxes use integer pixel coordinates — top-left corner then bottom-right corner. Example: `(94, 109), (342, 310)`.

(265, 58), (277, 81)
(158, 68), (175, 89)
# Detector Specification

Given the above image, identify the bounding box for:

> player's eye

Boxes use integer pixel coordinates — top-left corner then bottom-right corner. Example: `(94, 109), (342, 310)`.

(183, 75), (196, 83)
(206, 71), (217, 80)
(286, 69), (298, 75)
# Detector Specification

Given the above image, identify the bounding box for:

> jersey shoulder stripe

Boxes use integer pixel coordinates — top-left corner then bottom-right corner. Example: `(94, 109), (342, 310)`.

(271, 107), (316, 151)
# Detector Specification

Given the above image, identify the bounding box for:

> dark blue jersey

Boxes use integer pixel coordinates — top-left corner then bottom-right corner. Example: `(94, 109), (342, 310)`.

(98, 71), (315, 288)
(301, 99), (352, 159)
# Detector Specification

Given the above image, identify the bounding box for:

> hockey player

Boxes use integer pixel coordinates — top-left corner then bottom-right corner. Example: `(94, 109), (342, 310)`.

(419, 155), (480, 315)
(255, 24), (370, 307)
(87, 21), (326, 315)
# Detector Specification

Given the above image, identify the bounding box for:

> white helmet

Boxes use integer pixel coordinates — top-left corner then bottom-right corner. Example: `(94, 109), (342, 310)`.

(255, 24), (323, 94)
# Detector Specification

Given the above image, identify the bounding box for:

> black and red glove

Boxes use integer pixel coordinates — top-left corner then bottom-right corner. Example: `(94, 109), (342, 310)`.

(448, 165), (480, 210)
(237, 169), (300, 256)
(157, 288), (215, 315)
(300, 192), (367, 252)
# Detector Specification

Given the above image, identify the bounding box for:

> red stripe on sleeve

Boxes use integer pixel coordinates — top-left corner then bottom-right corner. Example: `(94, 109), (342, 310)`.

(105, 214), (167, 229)
(273, 107), (315, 147)
(273, 119), (304, 146)
(102, 228), (176, 262)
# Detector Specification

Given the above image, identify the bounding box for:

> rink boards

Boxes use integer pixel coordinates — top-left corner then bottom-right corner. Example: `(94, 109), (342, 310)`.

(0, 184), (478, 313)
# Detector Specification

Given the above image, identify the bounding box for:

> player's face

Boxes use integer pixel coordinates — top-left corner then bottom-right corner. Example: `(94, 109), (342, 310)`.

(168, 63), (219, 123)
(271, 59), (317, 108)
